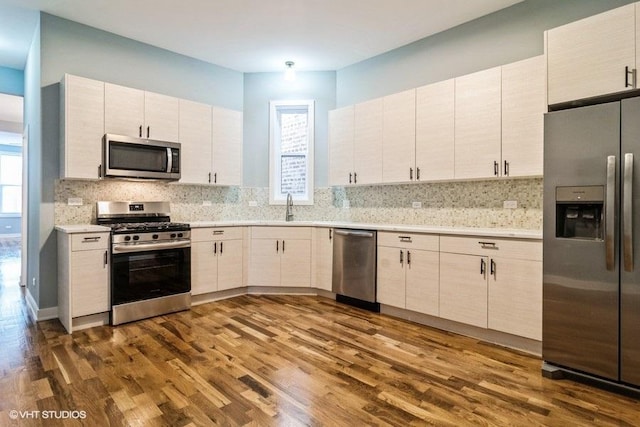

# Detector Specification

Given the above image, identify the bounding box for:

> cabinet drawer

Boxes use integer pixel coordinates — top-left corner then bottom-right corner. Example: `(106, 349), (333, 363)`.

(71, 233), (109, 251)
(191, 227), (243, 242)
(440, 235), (541, 261)
(378, 232), (438, 251)
(251, 226), (312, 240)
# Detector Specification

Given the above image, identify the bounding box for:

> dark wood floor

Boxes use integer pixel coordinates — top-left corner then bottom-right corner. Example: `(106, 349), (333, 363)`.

(1, 288), (639, 426)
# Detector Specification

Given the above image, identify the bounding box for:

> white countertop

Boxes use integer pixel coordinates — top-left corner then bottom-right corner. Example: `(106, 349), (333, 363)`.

(55, 224), (111, 234)
(188, 220), (542, 240)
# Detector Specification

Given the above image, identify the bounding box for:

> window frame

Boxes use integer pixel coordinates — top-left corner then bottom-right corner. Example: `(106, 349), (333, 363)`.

(268, 99), (315, 205)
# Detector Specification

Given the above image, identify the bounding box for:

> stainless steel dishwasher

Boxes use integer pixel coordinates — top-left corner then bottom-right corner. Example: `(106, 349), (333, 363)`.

(332, 228), (379, 312)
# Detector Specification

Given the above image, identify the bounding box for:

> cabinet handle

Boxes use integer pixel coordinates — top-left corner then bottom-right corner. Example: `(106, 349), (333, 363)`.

(625, 66), (637, 88)
(214, 173), (217, 184)
(490, 259), (496, 276)
(213, 230), (224, 235)
(139, 125), (142, 137)
(349, 173), (352, 184)
(282, 240), (285, 252)
(478, 241), (497, 249)
(494, 161), (499, 176)
(82, 236), (101, 242)
(504, 160), (509, 176)
(276, 240), (279, 252)
(213, 242), (217, 254)
(354, 172), (357, 184)
(208, 172), (211, 183)
(399, 236), (412, 243)
(329, 229), (332, 240)
(407, 250), (411, 265)
(409, 167), (413, 180)
(480, 258), (486, 275)
(103, 251), (108, 268)
(416, 167), (420, 181)
(400, 250), (404, 265)
(98, 165), (102, 178)
(147, 126), (150, 138)
(220, 242), (223, 254)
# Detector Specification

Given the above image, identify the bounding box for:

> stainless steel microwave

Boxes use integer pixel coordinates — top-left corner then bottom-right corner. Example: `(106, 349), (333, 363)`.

(103, 134), (181, 180)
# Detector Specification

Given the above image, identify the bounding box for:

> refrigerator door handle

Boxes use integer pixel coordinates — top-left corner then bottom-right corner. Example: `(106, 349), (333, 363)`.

(624, 153), (634, 272)
(606, 155), (616, 271)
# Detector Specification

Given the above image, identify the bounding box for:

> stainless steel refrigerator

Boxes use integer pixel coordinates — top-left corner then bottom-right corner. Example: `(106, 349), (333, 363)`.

(543, 97), (640, 390)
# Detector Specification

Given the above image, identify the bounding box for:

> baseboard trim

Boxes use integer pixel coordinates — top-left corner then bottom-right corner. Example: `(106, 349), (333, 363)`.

(25, 290), (59, 322)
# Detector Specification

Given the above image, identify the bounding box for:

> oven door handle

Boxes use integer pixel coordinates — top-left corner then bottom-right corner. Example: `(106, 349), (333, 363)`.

(112, 239), (191, 254)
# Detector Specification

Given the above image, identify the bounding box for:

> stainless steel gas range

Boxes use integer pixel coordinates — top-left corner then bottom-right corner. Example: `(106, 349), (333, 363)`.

(97, 201), (191, 325)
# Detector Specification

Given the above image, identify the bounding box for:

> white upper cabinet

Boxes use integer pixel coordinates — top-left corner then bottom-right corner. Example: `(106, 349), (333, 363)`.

(353, 98), (383, 185)
(501, 55), (546, 177)
(179, 99), (212, 185)
(454, 66), (502, 180)
(61, 74), (105, 179)
(383, 89), (416, 183)
(547, 3), (636, 105)
(328, 106), (355, 186)
(104, 83), (179, 142)
(415, 79), (455, 182)
(212, 107), (243, 186)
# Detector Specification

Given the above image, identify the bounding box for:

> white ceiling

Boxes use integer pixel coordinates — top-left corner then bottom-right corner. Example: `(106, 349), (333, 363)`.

(0, 0), (522, 73)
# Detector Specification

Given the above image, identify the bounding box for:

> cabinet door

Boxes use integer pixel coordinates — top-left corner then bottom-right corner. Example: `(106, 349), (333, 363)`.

(382, 89), (416, 183)
(179, 99), (213, 185)
(217, 239), (244, 291)
(62, 75), (105, 179)
(488, 258), (542, 340)
(353, 98), (383, 185)
(547, 4), (636, 105)
(104, 83), (144, 137)
(377, 246), (406, 308)
(191, 241), (218, 295)
(328, 106), (354, 186)
(249, 239), (281, 286)
(454, 67), (501, 180)
(144, 91), (179, 142)
(405, 249), (439, 317)
(212, 107), (243, 186)
(315, 228), (333, 291)
(281, 239), (311, 287)
(415, 79), (454, 181)
(502, 56), (546, 177)
(71, 250), (109, 317)
(439, 253), (488, 328)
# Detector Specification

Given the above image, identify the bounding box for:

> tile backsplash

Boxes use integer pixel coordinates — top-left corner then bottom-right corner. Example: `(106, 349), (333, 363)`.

(55, 178), (542, 230)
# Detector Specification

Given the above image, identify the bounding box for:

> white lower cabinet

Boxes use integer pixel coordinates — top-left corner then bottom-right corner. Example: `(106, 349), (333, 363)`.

(377, 232), (439, 316)
(191, 227), (243, 295)
(57, 231), (110, 333)
(249, 227), (312, 287)
(314, 228), (333, 291)
(439, 236), (542, 339)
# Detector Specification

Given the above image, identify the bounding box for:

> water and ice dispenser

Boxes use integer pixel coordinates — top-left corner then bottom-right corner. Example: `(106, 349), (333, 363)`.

(555, 186), (604, 240)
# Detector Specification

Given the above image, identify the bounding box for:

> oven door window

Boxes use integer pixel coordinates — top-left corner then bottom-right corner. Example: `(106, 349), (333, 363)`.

(112, 247), (190, 305)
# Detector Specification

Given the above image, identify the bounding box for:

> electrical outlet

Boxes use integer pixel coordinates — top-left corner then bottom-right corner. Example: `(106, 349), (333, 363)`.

(32, 277), (36, 287)
(503, 200), (518, 209)
(248, 201), (258, 207)
(202, 201), (212, 207)
(343, 200), (350, 208)
(67, 197), (83, 206)
(412, 201), (422, 209)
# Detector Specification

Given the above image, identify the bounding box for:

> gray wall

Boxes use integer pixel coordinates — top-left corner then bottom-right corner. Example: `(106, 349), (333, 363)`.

(243, 71), (336, 188)
(337, 0), (637, 106)
(0, 66), (24, 96)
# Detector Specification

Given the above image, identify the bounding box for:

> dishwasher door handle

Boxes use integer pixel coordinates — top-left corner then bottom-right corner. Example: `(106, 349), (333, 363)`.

(334, 229), (375, 238)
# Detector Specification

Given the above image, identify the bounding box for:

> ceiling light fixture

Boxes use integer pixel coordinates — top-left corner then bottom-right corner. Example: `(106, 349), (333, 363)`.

(284, 61), (296, 81)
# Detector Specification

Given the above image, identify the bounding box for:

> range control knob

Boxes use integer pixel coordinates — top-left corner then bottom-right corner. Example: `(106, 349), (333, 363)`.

(170, 233), (177, 238)
(152, 234), (159, 239)
(133, 235), (140, 241)
(124, 236), (131, 242)
(177, 233), (183, 238)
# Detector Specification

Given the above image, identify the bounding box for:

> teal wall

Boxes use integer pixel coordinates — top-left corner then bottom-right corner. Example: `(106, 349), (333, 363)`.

(337, 0), (637, 106)
(243, 72), (336, 188)
(0, 66), (24, 96)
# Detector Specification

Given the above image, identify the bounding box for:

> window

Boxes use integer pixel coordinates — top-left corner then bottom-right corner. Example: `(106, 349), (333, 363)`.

(0, 153), (22, 213)
(269, 100), (314, 205)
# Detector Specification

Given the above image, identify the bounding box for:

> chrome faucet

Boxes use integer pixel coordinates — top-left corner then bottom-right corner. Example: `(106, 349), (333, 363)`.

(285, 193), (294, 221)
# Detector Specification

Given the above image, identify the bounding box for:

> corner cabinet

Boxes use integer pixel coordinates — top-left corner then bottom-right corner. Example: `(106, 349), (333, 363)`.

(547, 3), (637, 105)
(57, 231), (110, 333)
(191, 227), (243, 295)
(439, 236), (542, 340)
(60, 74), (105, 179)
(248, 227), (311, 287)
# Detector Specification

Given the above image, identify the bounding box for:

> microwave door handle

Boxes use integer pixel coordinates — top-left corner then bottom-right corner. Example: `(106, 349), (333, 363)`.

(166, 147), (173, 173)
